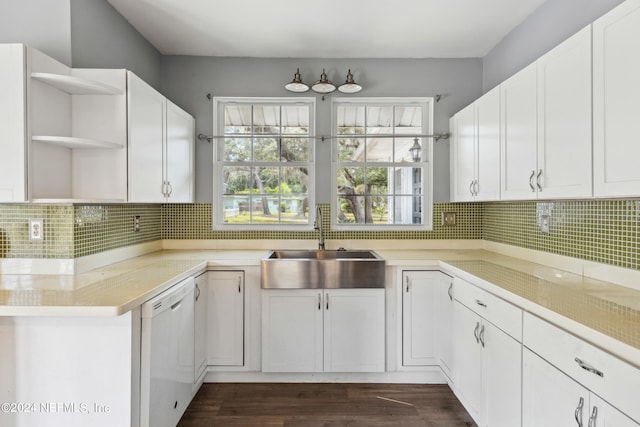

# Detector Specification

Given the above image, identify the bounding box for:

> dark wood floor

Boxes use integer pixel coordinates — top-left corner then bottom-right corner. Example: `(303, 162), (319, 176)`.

(178, 383), (477, 426)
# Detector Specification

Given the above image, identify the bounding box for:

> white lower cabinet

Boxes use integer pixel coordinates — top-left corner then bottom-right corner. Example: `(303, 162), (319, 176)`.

(523, 349), (639, 427)
(401, 270), (454, 377)
(207, 270), (244, 366)
(452, 278), (522, 427)
(402, 271), (441, 366)
(193, 272), (208, 385)
(262, 288), (385, 373)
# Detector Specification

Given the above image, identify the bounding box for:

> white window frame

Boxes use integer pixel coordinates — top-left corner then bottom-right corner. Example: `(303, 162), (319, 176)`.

(331, 97), (434, 231)
(212, 97), (316, 230)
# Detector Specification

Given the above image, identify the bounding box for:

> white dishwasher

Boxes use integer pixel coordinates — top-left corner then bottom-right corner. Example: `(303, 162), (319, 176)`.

(141, 276), (195, 427)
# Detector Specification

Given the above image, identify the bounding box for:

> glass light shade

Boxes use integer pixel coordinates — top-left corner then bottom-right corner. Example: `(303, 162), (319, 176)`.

(285, 68), (309, 93)
(311, 69), (336, 94)
(409, 137), (421, 162)
(338, 69), (362, 93)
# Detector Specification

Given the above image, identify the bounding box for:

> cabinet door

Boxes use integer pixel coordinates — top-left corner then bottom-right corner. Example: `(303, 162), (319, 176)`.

(593, 0), (640, 197)
(128, 71), (166, 202)
(523, 348), (587, 427)
(438, 274), (454, 379)
(324, 289), (385, 372)
(500, 63), (538, 200)
(589, 395), (640, 427)
(194, 273), (207, 383)
(452, 301), (482, 420)
(402, 271), (439, 366)
(262, 289), (323, 372)
(207, 271), (244, 366)
(165, 100), (194, 203)
(451, 103), (476, 202)
(481, 321), (521, 427)
(475, 86), (501, 201)
(0, 44), (27, 202)
(537, 26), (592, 199)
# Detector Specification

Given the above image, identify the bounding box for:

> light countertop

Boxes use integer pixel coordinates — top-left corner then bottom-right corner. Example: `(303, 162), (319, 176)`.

(1, 248), (640, 367)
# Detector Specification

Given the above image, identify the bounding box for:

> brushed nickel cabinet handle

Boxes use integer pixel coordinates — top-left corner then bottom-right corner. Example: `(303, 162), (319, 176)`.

(406, 275), (410, 293)
(473, 322), (480, 344)
(575, 396), (584, 427)
(536, 169), (543, 192)
(475, 299), (487, 307)
(529, 170), (536, 192)
(447, 283), (453, 301)
(575, 357), (604, 377)
(479, 324), (485, 348)
(588, 406), (597, 427)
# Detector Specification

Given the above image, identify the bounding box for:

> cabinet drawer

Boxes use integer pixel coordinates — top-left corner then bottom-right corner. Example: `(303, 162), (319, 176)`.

(453, 277), (522, 341)
(524, 312), (640, 423)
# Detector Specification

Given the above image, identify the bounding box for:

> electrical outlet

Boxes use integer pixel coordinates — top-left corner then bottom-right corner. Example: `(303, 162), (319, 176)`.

(442, 212), (456, 227)
(133, 215), (141, 232)
(540, 214), (551, 234)
(29, 218), (44, 241)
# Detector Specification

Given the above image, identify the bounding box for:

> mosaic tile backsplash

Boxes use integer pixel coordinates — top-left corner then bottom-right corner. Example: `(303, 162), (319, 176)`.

(1, 200), (639, 273)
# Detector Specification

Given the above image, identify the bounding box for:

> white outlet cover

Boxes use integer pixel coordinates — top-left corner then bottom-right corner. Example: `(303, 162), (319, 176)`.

(29, 218), (44, 241)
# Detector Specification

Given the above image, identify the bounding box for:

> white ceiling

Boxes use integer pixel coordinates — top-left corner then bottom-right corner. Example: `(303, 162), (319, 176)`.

(106, 0), (548, 58)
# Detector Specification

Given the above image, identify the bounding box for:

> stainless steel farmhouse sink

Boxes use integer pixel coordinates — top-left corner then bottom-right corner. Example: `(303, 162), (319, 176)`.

(261, 250), (385, 289)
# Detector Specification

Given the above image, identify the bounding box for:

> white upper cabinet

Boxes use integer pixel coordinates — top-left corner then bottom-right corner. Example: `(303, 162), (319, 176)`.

(166, 100), (195, 203)
(475, 87), (501, 201)
(128, 72), (166, 203)
(128, 72), (195, 203)
(450, 87), (500, 202)
(500, 26), (592, 201)
(593, 0), (640, 197)
(537, 25), (592, 199)
(451, 104), (476, 202)
(500, 63), (538, 200)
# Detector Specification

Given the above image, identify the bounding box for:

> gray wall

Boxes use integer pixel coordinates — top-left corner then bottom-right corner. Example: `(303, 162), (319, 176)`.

(482, 0), (624, 92)
(160, 57), (483, 203)
(70, 0), (162, 89)
(0, 0), (72, 65)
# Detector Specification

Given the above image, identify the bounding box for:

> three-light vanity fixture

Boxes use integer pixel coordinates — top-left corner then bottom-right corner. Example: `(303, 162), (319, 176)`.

(285, 68), (362, 94)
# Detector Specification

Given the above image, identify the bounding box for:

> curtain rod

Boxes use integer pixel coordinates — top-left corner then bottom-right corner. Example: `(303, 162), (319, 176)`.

(197, 133), (450, 143)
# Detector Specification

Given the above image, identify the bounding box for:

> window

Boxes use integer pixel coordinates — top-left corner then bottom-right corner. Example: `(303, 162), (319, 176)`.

(332, 98), (433, 230)
(213, 98), (315, 229)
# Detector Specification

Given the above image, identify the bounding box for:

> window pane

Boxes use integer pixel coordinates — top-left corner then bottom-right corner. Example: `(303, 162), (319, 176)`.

(394, 195), (422, 225)
(281, 167), (309, 193)
(222, 196), (248, 223)
(365, 138), (394, 163)
(282, 105), (309, 134)
(253, 138), (279, 162)
(338, 137), (364, 162)
(392, 167), (422, 196)
(282, 137), (309, 162)
(224, 105), (251, 134)
(337, 167), (364, 195)
(223, 138), (251, 162)
(280, 195), (309, 224)
(367, 106), (393, 134)
(253, 166), (279, 191)
(336, 105), (365, 135)
(222, 166), (251, 194)
(253, 105), (280, 134)
(394, 105), (422, 130)
(337, 196), (388, 224)
(249, 195), (280, 222)
(365, 167), (389, 194)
